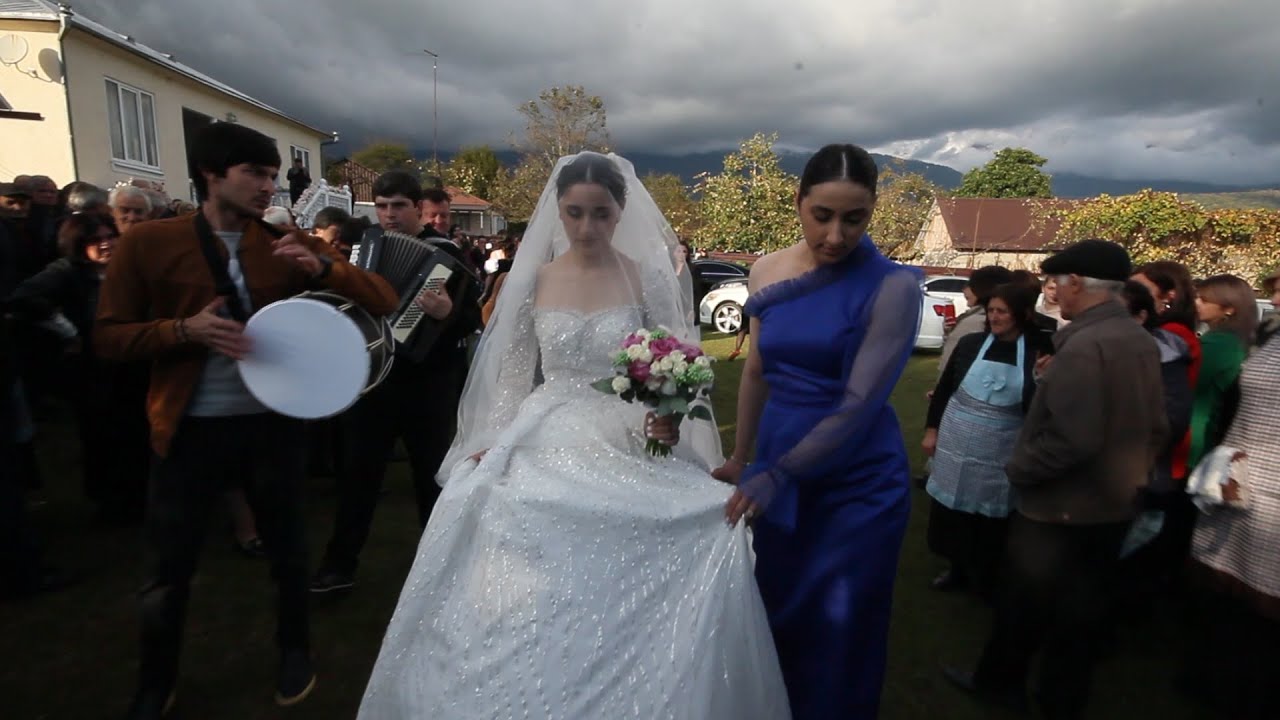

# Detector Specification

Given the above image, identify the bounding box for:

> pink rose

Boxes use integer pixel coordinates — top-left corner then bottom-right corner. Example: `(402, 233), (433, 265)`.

(649, 337), (680, 357)
(628, 361), (652, 383)
(623, 334), (643, 348)
(682, 344), (703, 359)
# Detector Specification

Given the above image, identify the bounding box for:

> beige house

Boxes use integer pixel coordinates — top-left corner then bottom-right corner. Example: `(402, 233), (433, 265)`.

(0, 1), (334, 200)
(911, 197), (1077, 271)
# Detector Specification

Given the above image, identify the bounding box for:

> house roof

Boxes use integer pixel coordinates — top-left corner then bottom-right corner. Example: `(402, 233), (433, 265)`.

(0, 1), (332, 138)
(444, 186), (490, 209)
(935, 197), (1077, 253)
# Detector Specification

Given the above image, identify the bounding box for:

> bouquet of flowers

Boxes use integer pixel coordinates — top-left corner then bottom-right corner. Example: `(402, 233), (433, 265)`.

(591, 327), (715, 457)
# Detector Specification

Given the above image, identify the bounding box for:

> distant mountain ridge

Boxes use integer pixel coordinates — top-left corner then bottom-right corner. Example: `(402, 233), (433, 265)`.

(411, 147), (1278, 199)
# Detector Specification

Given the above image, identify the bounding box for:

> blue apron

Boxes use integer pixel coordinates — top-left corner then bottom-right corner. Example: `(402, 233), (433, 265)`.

(927, 334), (1025, 517)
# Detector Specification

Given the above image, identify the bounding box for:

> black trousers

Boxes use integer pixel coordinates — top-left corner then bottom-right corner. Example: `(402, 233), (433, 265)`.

(973, 513), (1128, 719)
(71, 356), (150, 523)
(137, 414), (309, 694)
(320, 354), (464, 576)
(926, 499), (1009, 602)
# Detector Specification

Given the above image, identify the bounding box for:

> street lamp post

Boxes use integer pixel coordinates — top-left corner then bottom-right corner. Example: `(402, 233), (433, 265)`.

(423, 49), (439, 169)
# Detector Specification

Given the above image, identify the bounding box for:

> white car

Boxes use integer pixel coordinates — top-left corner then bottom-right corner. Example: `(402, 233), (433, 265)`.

(699, 279), (749, 334)
(923, 275), (970, 316)
(698, 278), (955, 350)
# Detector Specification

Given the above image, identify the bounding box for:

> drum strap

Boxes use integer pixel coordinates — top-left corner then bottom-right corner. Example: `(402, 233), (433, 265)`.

(191, 211), (282, 323)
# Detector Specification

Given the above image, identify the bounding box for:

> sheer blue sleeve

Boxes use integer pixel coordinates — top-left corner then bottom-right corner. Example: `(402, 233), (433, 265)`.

(740, 268), (921, 528)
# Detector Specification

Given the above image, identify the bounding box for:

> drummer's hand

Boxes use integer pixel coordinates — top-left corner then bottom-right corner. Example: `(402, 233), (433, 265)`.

(185, 297), (251, 360)
(415, 287), (453, 320)
(272, 233), (323, 277)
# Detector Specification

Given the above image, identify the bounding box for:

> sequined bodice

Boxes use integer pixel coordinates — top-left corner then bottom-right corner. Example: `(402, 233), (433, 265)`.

(534, 305), (643, 392)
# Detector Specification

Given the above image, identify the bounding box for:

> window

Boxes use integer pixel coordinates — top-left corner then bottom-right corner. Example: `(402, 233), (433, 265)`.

(927, 278), (968, 293)
(290, 145), (310, 172)
(105, 79), (159, 169)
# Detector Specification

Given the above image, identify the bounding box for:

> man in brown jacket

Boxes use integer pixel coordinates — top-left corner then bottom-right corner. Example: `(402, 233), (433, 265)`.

(945, 240), (1168, 719)
(96, 122), (397, 720)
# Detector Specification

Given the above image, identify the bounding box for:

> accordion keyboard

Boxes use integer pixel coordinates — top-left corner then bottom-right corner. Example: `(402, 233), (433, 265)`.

(392, 264), (454, 343)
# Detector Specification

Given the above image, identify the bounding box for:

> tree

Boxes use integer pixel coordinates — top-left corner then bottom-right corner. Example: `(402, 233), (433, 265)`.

(444, 145), (503, 200)
(350, 142), (416, 174)
(491, 85), (613, 221)
(868, 164), (940, 260)
(956, 147), (1053, 199)
(693, 133), (799, 253)
(514, 86), (611, 175)
(489, 161), (545, 222)
(1056, 189), (1280, 281)
(642, 173), (702, 238)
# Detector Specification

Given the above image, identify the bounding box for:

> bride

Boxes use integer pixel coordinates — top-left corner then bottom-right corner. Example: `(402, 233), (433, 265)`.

(357, 153), (790, 719)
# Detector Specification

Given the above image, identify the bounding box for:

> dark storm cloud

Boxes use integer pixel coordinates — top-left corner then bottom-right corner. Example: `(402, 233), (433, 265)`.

(72, 0), (1280, 184)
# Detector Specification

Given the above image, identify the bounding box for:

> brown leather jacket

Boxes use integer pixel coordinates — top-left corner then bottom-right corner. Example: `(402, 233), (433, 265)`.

(95, 213), (398, 456)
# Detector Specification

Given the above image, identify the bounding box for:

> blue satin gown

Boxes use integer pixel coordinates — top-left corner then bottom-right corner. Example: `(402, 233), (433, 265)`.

(741, 236), (922, 719)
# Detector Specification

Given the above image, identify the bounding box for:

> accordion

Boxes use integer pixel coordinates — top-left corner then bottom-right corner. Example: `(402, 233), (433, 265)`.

(351, 228), (468, 362)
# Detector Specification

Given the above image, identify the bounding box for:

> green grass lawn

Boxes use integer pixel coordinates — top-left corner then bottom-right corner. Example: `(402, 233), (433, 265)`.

(1, 338), (1215, 719)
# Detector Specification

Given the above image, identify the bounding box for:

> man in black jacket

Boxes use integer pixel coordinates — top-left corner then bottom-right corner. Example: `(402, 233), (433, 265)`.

(312, 171), (482, 594)
(286, 157), (311, 206)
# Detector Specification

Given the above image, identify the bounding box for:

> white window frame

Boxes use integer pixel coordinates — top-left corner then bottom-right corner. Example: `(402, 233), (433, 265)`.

(105, 78), (161, 172)
(289, 145), (311, 173)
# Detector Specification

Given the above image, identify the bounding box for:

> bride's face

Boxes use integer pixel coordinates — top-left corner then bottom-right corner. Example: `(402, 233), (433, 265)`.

(559, 183), (621, 251)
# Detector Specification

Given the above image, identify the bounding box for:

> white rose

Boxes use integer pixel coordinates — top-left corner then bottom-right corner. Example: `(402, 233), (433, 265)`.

(695, 356), (713, 367)
(667, 350), (686, 364)
(626, 345), (653, 363)
(660, 379), (678, 395)
(646, 378), (663, 391)
(671, 361), (689, 376)
(636, 329), (651, 339)
(611, 376), (631, 394)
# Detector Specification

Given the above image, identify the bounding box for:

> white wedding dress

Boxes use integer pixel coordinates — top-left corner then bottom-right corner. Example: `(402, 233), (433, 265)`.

(357, 304), (790, 719)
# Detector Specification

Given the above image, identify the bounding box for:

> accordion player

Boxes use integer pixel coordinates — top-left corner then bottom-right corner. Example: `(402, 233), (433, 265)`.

(350, 228), (473, 362)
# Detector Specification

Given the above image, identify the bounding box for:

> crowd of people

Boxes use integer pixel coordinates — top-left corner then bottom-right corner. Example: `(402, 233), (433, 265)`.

(3, 129), (1280, 720)
(922, 251), (1280, 718)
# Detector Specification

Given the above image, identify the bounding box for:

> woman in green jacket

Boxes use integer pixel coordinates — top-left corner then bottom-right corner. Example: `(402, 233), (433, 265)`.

(1189, 274), (1259, 466)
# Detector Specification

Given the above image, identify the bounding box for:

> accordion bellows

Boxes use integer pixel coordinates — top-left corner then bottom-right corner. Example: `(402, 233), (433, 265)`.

(351, 229), (465, 362)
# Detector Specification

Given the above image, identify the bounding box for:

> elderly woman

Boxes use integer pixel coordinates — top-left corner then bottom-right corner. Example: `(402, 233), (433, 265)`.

(7, 213), (149, 524)
(108, 185), (152, 235)
(923, 283), (1052, 597)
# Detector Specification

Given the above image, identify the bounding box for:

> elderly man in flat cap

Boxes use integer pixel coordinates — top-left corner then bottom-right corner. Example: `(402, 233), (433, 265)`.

(945, 239), (1169, 719)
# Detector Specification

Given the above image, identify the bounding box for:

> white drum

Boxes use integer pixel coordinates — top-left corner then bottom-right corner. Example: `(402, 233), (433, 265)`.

(237, 291), (393, 419)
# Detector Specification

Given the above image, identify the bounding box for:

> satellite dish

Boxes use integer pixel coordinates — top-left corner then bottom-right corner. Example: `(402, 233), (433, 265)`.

(0, 34), (29, 65)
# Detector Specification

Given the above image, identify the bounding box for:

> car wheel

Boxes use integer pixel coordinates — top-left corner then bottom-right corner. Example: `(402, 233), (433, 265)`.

(713, 302), (743, 334)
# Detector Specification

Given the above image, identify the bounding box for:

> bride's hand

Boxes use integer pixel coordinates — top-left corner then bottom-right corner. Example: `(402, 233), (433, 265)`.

(468, 449), (488, 463)
(645, 412), (680, 447)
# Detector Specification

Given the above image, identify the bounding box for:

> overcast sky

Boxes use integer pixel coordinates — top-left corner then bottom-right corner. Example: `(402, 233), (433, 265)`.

(72, 0), (1280, 185)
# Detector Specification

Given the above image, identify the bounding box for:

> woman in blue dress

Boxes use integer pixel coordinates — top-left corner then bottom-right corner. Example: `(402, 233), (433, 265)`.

(714, 144), (922, 719)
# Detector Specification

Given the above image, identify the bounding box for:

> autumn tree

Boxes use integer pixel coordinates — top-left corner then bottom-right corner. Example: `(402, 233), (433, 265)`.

(1056, 190), (1280, 281)
(351, 141), (416, 174)
(430, 145), (503, 200)
(693, 133), (799, 253)
(492, 86), (612, 220)
(868, 164), (940, 260)
(956, 147), (1053, 199)
(642, 173), (702, 238)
